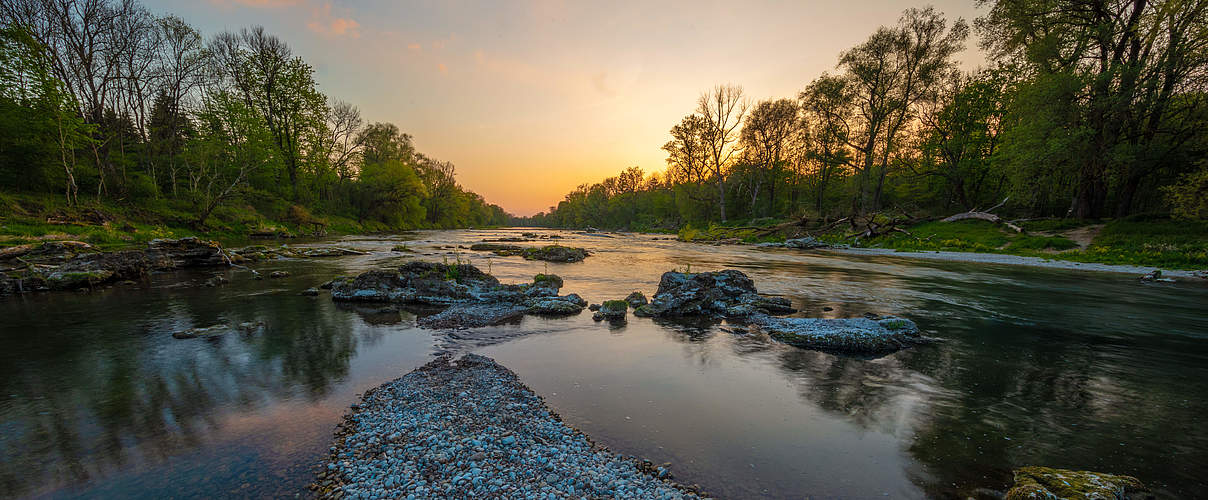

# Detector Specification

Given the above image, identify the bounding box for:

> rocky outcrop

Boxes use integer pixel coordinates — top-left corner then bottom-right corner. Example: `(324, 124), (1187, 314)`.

(624, 291), (648, 308)
(2, 237), (231, 296)
(748, 313), (934, 355)
(1005, 467), (1151, 500)
(468, 244), (590, 263)
(632, 270), (796, 318)
(593, 300), (628, 321)
(329, 263), (586, 328)
(230, 244), (366, 262)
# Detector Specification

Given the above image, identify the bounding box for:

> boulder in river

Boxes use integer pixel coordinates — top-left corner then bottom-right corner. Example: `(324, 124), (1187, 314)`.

(468, 243), (590, 262)
(418, 303), (529, 329)
(330, 262), (586, 328)
(748, 313), (934, 355)
(593, 300), (628, 321)
(1005, 466), (1151, 500)
(632, 269), (796, 318)
(624, 291), (648, 308)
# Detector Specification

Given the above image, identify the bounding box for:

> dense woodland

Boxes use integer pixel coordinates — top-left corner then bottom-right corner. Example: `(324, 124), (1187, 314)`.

(520, 2), (1208, 230)
(0, 0), (508, 234)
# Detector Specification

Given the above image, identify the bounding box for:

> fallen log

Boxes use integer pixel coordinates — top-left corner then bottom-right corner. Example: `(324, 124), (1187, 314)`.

(940, 197), (1023, 232)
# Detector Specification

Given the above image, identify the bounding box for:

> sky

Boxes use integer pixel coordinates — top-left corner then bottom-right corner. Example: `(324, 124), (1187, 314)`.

(152, 0), (988, 216)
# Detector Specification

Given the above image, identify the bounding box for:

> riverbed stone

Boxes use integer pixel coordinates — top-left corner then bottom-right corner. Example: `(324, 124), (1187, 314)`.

(1005, 466), (1151, 500)
(634, 269), (796, 318)
(625, 291), (648, 308)
(749, 314), (932, 354)
(469, 243), (590, 262)
(331, 262), (587, 329)
(593, 300), (628, 321)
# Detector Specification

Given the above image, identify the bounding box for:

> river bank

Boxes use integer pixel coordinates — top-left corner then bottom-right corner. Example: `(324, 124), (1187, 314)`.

(820, 247), (1208, 279)
(665, 216), (1208, 271)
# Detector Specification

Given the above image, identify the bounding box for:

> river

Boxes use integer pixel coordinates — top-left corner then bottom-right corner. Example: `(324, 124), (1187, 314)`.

(1, 229), (1205, 498)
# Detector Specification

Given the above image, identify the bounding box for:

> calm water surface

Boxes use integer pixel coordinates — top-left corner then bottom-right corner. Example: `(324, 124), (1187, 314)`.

(1, 229), (1206, 499)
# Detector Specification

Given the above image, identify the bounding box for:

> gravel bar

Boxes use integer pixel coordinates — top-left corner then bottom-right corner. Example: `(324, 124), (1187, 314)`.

(313, 354), (706, 499)
(825, 247), (1207, 278)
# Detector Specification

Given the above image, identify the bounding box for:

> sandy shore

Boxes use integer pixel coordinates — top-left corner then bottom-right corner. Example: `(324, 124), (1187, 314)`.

(823, 247), (1208, 279)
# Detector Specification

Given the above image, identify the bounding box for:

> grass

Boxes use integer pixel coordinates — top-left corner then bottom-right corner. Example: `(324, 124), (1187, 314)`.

(673, 214), (1208, 270)
(0, 192), (386, 251)
(1055, 219), (1208, 269)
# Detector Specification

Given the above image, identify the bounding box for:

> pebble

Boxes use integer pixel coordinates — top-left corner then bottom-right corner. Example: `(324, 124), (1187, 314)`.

(312, 354), (704, 499)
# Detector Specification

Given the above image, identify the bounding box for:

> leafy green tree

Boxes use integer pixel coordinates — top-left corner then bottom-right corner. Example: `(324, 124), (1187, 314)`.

(978, 0), (1208, 217)
(210, 27), (327, 201)
(0, 25), (92, 203)
(355, 159), (427, 228)
(914, 69), (1008, 210)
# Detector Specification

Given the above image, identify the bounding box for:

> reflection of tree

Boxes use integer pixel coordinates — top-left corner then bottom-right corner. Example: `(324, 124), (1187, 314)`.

(688, 318), (1208, 498)
(0, 280), (370, 498)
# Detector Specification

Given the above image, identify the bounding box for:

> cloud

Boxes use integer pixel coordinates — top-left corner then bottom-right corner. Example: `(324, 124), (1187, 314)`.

(207, 0), (302, 7)
(306, 3), (361, 38)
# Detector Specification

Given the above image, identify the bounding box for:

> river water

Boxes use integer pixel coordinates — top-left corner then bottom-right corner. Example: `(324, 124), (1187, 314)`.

(1, 229), (1205, 499)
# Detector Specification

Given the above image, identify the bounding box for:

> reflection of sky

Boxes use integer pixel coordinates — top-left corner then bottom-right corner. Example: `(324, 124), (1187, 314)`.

(146, 0), (987, 215)
(3, 230), (1207, 498)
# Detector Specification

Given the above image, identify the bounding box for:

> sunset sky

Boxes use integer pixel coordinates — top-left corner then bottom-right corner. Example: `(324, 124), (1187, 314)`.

(154, 0), (986, 216)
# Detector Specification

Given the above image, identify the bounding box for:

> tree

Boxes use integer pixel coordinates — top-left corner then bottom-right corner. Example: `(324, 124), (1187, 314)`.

(0, 24), (92, 203)
(835, 7), (968, 213)
(914, 69), (1007, 209)
(210, 26), (327, 201)
(740, 98), (798, 217)
(978, 0), (1208, 217)
(799, 75), (853, 216)
(355, 159), (427, 228)
(186, 90), (275, 226)
(696, 84), (748, 221)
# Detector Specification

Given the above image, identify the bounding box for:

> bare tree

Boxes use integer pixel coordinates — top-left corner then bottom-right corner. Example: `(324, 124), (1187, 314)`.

(696, 84), (748, 221)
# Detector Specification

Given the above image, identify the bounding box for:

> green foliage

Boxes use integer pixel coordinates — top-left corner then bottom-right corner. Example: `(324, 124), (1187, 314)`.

(1164, 162), (1208, 220)
(0, 10), (508, 241)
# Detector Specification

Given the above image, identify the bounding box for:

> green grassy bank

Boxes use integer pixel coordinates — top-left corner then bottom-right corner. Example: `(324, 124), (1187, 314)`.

(0, 192), (392, 250)
(676, 216), (1208, 270)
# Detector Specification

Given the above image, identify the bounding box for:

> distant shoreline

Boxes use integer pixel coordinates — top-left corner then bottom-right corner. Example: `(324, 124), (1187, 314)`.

(819, 247), (1208, 278)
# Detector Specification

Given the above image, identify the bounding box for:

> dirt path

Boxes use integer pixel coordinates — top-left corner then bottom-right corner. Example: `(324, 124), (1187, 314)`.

(1059, 224), (1104, 249)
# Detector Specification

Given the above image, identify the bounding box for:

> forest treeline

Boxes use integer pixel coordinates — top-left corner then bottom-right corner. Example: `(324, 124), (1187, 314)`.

(0, 0), (508, 233)
(519, 2), (1208, 230)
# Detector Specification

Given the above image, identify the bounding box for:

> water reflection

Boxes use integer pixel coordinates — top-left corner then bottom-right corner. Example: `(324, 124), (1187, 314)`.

(0, 268), (411, 498)
(1, 229), (1206, 499)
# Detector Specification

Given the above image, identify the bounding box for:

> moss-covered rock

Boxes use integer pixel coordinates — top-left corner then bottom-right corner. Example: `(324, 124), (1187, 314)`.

(533, 273), (564, 289)
(624, 291), (648, 308)
(593, 300), (629, 321)
(1005, 466), (1151, 500)
(521, 245), (589, 263)
(45, 270), (114, 290)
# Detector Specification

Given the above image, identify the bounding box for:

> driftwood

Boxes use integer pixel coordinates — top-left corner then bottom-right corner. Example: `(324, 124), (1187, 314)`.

(844, 214), (916, 240)
(940, 198), (1023, 232)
